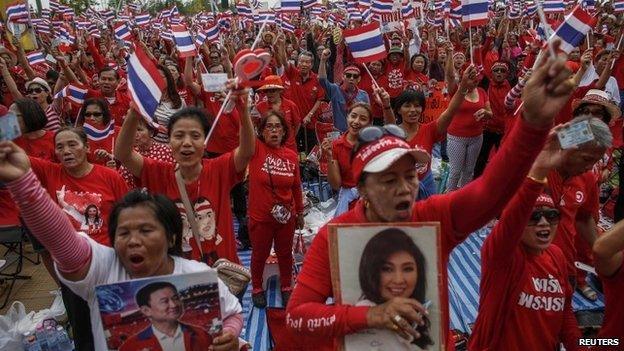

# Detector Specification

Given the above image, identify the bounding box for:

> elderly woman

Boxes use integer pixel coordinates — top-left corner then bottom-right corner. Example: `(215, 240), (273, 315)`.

(115, 86), (254, 265)
(0, 144), (243, 351)
(285, 50), (576, 349)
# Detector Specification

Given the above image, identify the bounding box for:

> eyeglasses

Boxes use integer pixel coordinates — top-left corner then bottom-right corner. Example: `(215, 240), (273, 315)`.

(26, 88), (44, 94)
(345, 73), (360, 79)
(209, 56), (220, 60)
(358, 124), (407, 144)
(264, 123), (283, 131)
(527, 209), (560, 225)
(84, 112), (103, 117)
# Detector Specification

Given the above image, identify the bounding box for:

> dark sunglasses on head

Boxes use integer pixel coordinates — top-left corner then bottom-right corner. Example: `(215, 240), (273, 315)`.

(84, 112), (103, 117)
(27, 88), (44, 94)
(358, 124), (407, 144)
(345, 73), (360, 79)
(527, 209), (560, 225)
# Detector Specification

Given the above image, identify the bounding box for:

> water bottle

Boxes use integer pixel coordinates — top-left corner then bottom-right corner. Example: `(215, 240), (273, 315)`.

(55, 326), (74, 351)
(44, 326), (59, 351)
(35, 326), (49, 351)
(22, 332), (42, 351)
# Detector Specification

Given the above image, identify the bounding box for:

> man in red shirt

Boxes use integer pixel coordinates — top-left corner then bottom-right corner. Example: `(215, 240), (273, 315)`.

(358, 60), (388, 124)
(545, 116), (612, 297)
(86, 67), (131, 127)
(474, 61), (512, 177)
(277, 47), (326, 153)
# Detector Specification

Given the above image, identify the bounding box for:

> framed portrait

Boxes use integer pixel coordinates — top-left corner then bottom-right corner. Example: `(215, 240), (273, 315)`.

(95, 271), (222, 351)
(328, 223), (443, 351)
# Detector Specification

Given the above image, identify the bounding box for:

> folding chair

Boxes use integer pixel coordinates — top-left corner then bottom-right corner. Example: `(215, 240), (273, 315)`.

(0, 226), (33, 309)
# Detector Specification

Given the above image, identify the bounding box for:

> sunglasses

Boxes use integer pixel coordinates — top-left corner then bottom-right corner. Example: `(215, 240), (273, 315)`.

(358, 124), (407, 144)
(263, 88), (281, 93)
(84, 112), (103, 117)
(492, 68), (507, 73)
(345, 73), (360, 79)
(209, 56), (220, 60)
(527, 209), (560, 225)
(27, 88), (44, 94)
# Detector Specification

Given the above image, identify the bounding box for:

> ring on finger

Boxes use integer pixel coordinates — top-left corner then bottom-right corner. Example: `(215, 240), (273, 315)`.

(392, 314), (405, 325)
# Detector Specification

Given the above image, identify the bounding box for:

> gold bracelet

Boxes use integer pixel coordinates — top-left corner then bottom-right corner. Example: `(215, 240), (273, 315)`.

(527, 175), (547, 184)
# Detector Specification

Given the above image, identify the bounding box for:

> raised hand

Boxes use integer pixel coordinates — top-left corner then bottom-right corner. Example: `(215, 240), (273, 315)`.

(0, 142), (31, 182)
(521, 40), (575, 129)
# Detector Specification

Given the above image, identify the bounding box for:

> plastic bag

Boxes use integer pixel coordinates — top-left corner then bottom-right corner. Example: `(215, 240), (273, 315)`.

(0, 290), (66, 349)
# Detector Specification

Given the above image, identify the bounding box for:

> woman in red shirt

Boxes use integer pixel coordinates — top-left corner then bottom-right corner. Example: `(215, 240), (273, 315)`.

(445, 66), (492, 190)
(405, 54), (429, 85)
(11, 99), (56, 162)
(394, 65), (479, 199)
(248, 111), (304, 308)
(114, 85), (255, 265)
(75, 98), (120, 167)
(469, 137), (582, 351)
(284, 55), (576, 350)
(256, 75), (301, 153)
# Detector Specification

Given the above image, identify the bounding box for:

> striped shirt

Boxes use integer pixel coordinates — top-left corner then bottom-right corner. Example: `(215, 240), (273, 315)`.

(44, 103), (62, 132)
(153, 100), (186, 143)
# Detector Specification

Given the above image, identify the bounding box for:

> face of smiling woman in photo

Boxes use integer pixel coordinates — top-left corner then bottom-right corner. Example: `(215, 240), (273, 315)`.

(379, 250), (418, 300)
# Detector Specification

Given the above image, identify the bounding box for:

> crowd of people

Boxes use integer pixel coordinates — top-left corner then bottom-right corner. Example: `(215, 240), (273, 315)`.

(1, 0), (624, 350)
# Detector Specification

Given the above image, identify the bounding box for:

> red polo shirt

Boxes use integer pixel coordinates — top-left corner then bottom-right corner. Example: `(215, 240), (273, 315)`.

(282, 64), (325, 130)
(331, 134), (356, 188)
(547, 170), (600, 277)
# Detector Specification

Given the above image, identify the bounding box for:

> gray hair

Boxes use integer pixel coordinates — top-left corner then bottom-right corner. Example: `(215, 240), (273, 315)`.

(298, 50), (314, 61)
(570, 114), (613, 149)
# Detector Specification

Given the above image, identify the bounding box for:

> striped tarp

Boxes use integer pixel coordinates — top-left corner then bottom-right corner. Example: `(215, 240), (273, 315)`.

(448, 227), (605, 334)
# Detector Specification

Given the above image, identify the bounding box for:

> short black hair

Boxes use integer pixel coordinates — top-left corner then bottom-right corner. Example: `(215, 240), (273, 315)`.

(136, 281), (178, 307)
(108, 189), (183, 256)
(12, 98), (48, 133)
(167, 107), (211, 138)
(257, 110), (289, 146)
(393, 89), (426, 119)
(80, 98), (112, 126)
(410, 53), (429, 73)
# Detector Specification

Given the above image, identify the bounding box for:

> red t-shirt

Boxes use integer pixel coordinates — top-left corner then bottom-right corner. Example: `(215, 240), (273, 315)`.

(14, 131), (56, 162)
(447, 88), (489, 137)
(282, 64), (325, 131)
(597, 261), (624, 344)
(486, 80), (512, 134)
(140, 154), (243, 264)
(119, 142), (174, 189)
(257, 98), (301, 153)
(358, 73), (387, 120)
(407, 121), (444, 179)
(468, 179), (581, 351)
(86, 89), (131, 127)
(423, 82), (450, 125)
(30, 158), (129, 245)
(201, 92), (240, 154)
(84, 125), (121, 166)
(384, 61), (407, 98)
(248, 140), (303, 222)
(331, 134), (356, 188)
(548, 171), (599, 277)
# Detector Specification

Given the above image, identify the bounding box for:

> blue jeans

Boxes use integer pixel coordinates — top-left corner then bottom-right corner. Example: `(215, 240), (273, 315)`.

(334, 187), (359, 217)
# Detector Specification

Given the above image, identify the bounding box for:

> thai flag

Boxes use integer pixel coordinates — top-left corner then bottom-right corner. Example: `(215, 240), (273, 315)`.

(359, 0), (371, 6)
(170, 17), (183, 25)
(581, 0), (595, 11)
(41, 8), (50, 18)
(6, 3), (29, 23)
(171, 25), (197, 58)
(524, 0), (537, 16)
(362, 7), (372, 21)
(195, 30), (208, 46)
(87, 23), (100, 38)
(114, 23), (133, 42)
(548, 5), (595, 53)
(249, 0), (259, 8)
(281, 17), (296, 32)
(543, 0), (565, 13)
(205, 22), (220, 42)
(135, 13), (151, 26)
(101, 10), (115, 22)
(310, 5), (323, 15)
(236, 3), (252, 16)
(76, 21), (90, 30)
(159, 8), (171, 19)
(450, 0), (463, 20)
(128, 2), (142, 13)
(26, 51), (46, 65)
(280, 0), (301, 12)
(161, 30), (174, 42)
(54, 83), (88, 105)
(302, 0), (317, 9)
(614, 0), (624, 12)
(83, 121), (115, 142)
(462, 0), (489, 27)
(372, 0), (393, 13)
(537, 20), (553, 40)
(343, 22), (387, 63)
(508, 1), (522, 19)
(171, 5), (180, 17)
(401, 0), (415, 18)
(256, 11), (276, 23)
(126, 44), (166, 124)
(49, 0), (60, 12)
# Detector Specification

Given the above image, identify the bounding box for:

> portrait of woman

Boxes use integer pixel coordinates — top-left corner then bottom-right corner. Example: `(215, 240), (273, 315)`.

(357, 228), (433, 349)
(329, 224), (442, 350)
(82, 204), (103, 233)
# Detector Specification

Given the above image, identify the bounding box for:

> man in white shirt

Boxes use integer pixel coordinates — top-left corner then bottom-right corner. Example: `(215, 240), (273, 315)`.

(119, 282), (214, 351)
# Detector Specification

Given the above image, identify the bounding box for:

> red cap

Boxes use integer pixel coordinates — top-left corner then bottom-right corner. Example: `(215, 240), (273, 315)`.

(535, 193), (555, 208)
